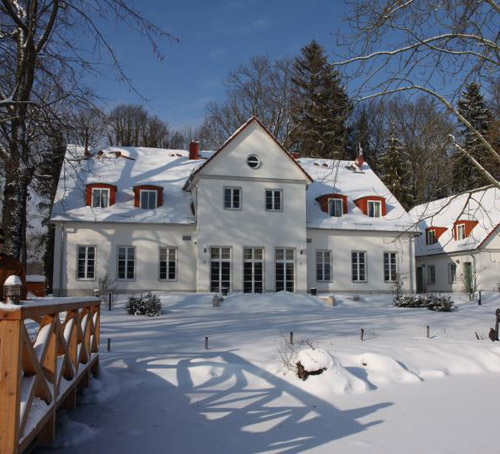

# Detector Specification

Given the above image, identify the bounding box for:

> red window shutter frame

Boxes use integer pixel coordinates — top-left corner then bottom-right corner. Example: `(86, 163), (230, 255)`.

(453, 220), (478, 239)
(86, 183), (117, 206)
(315, 193), (348, 214)
(133, 185), (163, 208)
(354, 196), (386, 216)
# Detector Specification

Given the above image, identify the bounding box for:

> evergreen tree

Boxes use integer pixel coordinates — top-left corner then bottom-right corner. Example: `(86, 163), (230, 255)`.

(349, 106), (377, 170)
(289, 41), (351, 159)
(452, 83), (493, 192)
(379, 123), (413, 210)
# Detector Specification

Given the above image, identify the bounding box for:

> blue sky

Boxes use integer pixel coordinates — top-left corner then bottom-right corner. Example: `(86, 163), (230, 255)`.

(84, 0), (347, 129)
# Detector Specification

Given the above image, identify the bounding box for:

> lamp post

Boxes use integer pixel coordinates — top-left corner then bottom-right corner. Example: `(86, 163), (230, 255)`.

(3, 275), (22, 304)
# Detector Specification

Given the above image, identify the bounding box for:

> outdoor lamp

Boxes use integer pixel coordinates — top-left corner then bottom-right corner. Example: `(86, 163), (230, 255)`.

(4, 275), (22, 304)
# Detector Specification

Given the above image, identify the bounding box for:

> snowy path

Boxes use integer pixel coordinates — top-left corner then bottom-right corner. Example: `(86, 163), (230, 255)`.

(37, 292), (500, 453)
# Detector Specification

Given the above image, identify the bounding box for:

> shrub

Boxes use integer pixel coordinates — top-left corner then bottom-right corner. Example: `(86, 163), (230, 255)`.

(125, 292), (162, 317)
(393, 294), (455, 312)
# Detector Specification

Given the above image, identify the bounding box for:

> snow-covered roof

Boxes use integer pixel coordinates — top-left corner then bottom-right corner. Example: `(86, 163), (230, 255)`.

(409, 186), (500, 256)
(51, 146), (205, 224)
(51, 145), (417, 233)
(301, 158), (418, 233)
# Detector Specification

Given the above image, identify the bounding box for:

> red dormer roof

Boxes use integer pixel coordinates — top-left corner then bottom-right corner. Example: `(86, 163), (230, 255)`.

(86, 183), (117, 206)
(354, 196), (387, 216)
(133, 185), (163, 208)
(453, 220), (478, 240)
(316, 193), (348, 215)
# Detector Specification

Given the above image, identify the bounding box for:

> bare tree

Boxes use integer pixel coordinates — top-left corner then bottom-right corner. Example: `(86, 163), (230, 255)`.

(201, 56), (294, 149)
(334, 0), (500, 188)
(0, 0), (176, 259)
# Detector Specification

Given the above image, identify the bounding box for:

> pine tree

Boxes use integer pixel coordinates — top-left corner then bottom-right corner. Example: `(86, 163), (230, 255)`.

(452, 83), (493, 192)
(379, 124), (413, 210)
(289, 41), (351, 159)
(349, 106), (377, 170)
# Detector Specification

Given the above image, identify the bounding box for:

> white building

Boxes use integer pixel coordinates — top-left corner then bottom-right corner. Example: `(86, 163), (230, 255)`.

(410, 186), (500, 293)
(51, 117), (418, 296)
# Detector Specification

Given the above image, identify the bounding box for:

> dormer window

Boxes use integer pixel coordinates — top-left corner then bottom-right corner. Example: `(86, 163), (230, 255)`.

(329, 199), (343, 217)
(86, 183), (117, 207)
(426, 229), (437, 245)
(133, 185), (163, 209)
(456, 224), (466, 240)
(354, 196), (386, 217)
(367, 200), (382, 218)
(140, 190), (158, 209)
(92, 188), (109, 208)
(452, 220), (478, 240)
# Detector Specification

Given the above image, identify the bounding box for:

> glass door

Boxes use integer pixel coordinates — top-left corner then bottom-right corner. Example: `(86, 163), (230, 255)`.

(275, 248), (295, 292)
(243, 247), (264, 293)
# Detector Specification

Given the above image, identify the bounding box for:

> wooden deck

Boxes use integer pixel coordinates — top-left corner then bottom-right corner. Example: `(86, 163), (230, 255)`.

(0, 297), (101, 454)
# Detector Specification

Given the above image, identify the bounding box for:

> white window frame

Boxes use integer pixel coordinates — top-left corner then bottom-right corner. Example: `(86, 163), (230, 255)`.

(77, 245), (96, 280)
(91, 188), (110, 208)
(265, 189), (282, 212)
(210, 246), (232, 292)
(316, 250), (332, 282)
(275, 248), (295, 292)
(224, 187), (242, 210)
(352, 251), (367, 283)
(426, 229), (437, 245)
(456, 224), (466, 240)
(243, 247), (264, 293)
(383, 252), (397, 282)
(140, 189), (158, 209)
(367, 200), (382, 217)
(428, 265), (436, 285)
(159, 247), (177, 281)
(328, 198), (343, 217)
(448, 263), (457, 284)
(117, 246), (135, 280)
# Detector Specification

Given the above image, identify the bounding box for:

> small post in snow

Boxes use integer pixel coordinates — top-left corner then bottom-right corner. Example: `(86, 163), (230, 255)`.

(360, 328), (364, 341)
(290, 331), (294, 345)
(495, 309), (500, 341)
(108, 292), (112, 311)
(107, 338), (111, 352)
(205, 336), (209, 350)
(478, 290), (482, 306)
(426, 325), (430, 339)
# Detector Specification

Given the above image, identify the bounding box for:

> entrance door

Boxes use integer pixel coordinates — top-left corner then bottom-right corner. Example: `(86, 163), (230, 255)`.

(243, 247), (264, 293)
(210, 247), (231, 292)
(416, 266), (424, 293)
(275, 248), (295, 292)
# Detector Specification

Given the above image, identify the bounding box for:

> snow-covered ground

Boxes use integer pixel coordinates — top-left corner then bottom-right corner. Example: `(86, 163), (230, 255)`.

(37, 292), (500, 454)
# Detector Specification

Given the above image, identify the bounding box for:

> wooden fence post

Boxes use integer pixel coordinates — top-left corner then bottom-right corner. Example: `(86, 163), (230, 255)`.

(0, 311), (23, 454)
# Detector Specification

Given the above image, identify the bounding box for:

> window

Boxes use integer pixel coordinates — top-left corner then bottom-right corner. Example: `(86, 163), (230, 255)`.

(367, 200), (381, 217)
(247, 154), (261, 169)
(140, 190), (158, 209)
(316, 250), (332, 282)
(448, 263), (457, 284)
(328, 199), (343, 217)
(159, 247), (176, 280)
(384, 252), (397, 282)
(426, 229), (437, 245)
(224, 187), (241, 210)
(91, 188), (110, 208)
(266, 190), (282, 211)
(117, 246), (135, 280)
(352, 251), (367, 282)
(456, 224), (466, 240)
(210, 247), (231, 292)
(275, 248), (295, 292)
(428, 265), (436, 285)
(243, 247), (264, 293)
(77, 246), (95, 279)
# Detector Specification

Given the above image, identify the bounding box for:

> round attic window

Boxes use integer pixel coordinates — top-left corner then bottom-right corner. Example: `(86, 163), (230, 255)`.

(247, 154), (261, 169)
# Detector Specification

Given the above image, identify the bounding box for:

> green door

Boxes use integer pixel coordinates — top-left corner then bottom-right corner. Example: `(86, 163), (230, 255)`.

(416, 267), (424, 293)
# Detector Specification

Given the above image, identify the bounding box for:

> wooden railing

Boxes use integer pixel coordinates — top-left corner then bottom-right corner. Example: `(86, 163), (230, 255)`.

(0, 297), (101, 454)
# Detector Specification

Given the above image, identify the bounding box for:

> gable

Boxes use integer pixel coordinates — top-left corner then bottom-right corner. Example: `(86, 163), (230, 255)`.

(190, 118), (312, 185)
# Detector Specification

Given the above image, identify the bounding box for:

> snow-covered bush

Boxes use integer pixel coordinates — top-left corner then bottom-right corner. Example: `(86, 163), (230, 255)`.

(296, 348), (331, 381)
(125, 292), (162, 317)
(393, 294), (455, 312)
(426, 295), (455, 312)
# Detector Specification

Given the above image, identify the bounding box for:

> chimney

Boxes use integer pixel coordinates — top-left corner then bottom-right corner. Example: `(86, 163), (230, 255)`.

(189, 140), (200, 160)
(354, 145), (364, 169)
(114, 151), (122, 158)
(291, 152), (300, 160)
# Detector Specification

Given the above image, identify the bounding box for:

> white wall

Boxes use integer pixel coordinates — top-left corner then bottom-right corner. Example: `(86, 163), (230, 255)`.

(306, 229), (415, 293)
(53, 222), (197, 296)
(195, 178), (308, 292)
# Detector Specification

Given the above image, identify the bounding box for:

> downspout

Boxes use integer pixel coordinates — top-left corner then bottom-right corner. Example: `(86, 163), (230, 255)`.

(409, 236), (415, 294)
(59, 223), (65, 296)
